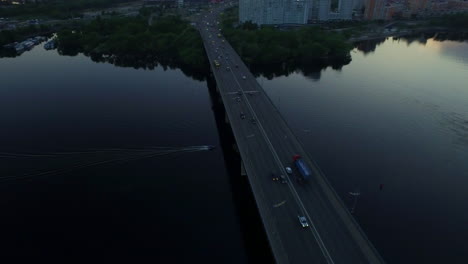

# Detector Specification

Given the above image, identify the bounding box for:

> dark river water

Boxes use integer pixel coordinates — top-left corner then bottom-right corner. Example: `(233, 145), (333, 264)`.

(0, 36), (467, 263)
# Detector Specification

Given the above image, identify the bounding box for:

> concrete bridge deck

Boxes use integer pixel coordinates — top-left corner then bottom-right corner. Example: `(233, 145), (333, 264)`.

(195, 4), (385, 264)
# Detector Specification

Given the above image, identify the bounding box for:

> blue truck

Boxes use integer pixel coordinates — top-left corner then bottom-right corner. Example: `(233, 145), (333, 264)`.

(293, 155), (312, 182)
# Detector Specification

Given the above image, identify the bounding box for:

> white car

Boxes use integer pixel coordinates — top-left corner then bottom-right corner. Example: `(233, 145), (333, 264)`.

(285, 167), (292, 174)
(298, 216), (309, 228)
(242, 75), (246, 80)
(280, 175), (287, 184)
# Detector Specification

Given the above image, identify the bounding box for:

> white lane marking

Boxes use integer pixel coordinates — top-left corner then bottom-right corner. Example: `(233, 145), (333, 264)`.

(226, 55), (335, 264)
(273, 200), (287, 208)
(202, 19), (333, 263)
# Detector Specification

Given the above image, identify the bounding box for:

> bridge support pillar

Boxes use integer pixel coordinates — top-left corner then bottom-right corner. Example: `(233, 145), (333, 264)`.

(241, 159), (247, 176)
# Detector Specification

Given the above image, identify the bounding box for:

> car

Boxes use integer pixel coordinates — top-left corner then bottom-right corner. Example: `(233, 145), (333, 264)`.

(226, 66), (230, 71)
(251, 118), (257, 124)
(280, 175), (287, 184)
(285, 167), (292, 174)
(236, 97), (241, 102)
(271, 173), (279, 181)
(298, 216), (309, 228)
(242, 75), (246, 80)
(235, 64), (239, 68)
(240, 112), (246, 119)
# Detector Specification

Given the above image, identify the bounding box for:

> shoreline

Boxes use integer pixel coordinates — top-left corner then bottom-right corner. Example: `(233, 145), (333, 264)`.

(348, 26), (468, 43)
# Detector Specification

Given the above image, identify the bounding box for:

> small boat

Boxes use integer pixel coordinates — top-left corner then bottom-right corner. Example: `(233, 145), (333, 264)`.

(14, 43), (25, 53)
(22, 41), (34, 50)
(44, 40), (56, 50)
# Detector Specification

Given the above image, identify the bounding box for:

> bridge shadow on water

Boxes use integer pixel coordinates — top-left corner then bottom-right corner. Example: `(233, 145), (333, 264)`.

(206, 76), (275, 263)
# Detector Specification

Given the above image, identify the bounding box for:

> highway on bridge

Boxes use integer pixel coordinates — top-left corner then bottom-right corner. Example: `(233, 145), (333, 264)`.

(194, 3), (385, 264)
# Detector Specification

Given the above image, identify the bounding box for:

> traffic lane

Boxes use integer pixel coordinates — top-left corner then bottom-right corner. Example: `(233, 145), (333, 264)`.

(229, 100), (298, 263)
(234, 112), (328, 264)
(243, 85), (368, 262)
(240, 113), (330, 262)
(203, 27), (338, 263)
(250, 92), (373, 262)
(221, 68), (330, 263)
(207, 8), (380, 263)
(255, 92), (371, 263)
(233, 72), (371, 263)
(217, 59), (329, 263)
(217, 73), (329, 262)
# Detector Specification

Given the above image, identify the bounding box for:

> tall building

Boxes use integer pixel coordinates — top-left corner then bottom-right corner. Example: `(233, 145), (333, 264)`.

(408, 0), (429, 13)
(364, 0), (386, 19)
(339, 0), (354, 19)
(317, 0), (331, 20)
(239, 0), (309, 25)
(353, 0), (365, 9)
(240, 0), (359, 24)
(308, 0), (354, 21)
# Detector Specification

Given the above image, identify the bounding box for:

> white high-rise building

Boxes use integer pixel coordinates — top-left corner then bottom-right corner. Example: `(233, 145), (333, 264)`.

(239, 0), (309, 25)
(307, 0), (355, 21)
(317, 0), (330, 20)
(240, 0), (356, 24)
(353, 0), (364, 9)
(339, 0), (353, 19)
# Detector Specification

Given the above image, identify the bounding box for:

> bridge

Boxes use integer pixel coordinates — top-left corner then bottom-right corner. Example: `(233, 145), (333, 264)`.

(194, 4), (385, 264)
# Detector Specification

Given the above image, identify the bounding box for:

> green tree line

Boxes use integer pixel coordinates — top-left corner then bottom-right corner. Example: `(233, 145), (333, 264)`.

(220, 7), (352, 66)
(429, 13), (468, 29)
(0, 0), (136, 19)
(57, 15), (207, 71)
(0, 24), (50, 46)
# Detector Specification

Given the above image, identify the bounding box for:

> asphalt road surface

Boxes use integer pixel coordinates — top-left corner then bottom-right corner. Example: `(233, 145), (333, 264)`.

(194, 4), (385, 264)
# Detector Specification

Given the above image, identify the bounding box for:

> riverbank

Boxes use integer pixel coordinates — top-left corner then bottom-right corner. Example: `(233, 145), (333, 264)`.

(56, 14), (208, 76)
(0, 0), (140, 20)
(347, 13), (468, 42)
(220, 7), (353, 68)
(348, 26), (468, 43)
(0, 24), (51, 47)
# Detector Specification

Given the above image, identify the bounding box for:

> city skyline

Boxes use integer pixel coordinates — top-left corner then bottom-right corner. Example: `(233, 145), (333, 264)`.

(239, 0), (355, 25)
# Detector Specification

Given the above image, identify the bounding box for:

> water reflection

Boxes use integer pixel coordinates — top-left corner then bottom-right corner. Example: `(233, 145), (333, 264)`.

(1, 43), (209, 81)
(355, 31), (468, 56)
(262, 35), (468, 264)
(249, 56), (351, 81)
(354, 38), (387, 55)
(0, 45), (249, 263)
(64, 48), (210, 82)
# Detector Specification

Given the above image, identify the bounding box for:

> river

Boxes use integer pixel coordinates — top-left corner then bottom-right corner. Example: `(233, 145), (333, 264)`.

(0, 44), (256, 263)
(0, 35), (467, 263)
(259, 35), (468, 264)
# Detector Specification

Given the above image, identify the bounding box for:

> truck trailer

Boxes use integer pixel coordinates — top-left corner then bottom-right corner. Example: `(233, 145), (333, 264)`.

(293, 154), (312, 182)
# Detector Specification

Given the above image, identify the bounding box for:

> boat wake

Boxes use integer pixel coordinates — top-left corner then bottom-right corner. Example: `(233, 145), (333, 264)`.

(0, 145), (215, 182)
